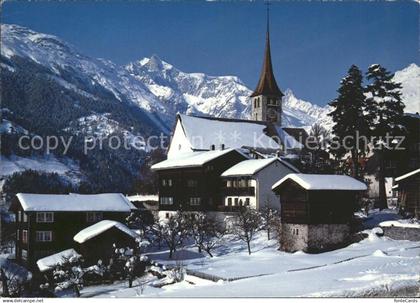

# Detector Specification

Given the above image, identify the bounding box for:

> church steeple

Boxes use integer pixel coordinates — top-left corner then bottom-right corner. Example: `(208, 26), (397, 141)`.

(251, 4), (283, 98)
(251, 2), (283, 126)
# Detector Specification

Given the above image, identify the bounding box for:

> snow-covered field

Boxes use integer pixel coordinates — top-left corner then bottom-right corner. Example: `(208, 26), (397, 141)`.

(80, 228), (420, 298)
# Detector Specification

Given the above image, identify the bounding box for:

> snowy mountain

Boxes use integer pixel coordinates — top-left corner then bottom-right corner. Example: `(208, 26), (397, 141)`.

(126, 55), (251, 120)
(126, 55), (333, 130)
(393, 63), (420, 114)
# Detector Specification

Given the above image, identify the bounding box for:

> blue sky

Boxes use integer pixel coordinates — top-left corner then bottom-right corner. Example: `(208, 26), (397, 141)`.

(2, 1), (418, 106)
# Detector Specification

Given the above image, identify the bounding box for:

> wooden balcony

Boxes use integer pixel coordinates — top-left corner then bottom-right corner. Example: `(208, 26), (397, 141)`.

(223, 187), (255, 196)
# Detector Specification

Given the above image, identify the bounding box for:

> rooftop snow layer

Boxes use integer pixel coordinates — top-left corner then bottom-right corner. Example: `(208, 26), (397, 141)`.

(395, 168), (420, 182)
(275, 127), (304, 149)
(272, 173), (367, 191)
(379, 220), (420, 229)
(221, 157), (299, 177)
(126, 194), (158, 202)
(179, 114), (280, 150)
(73, 220), (139, 243)
(16, 193), (136, 212)
(151, 148), (246, 170)
(36, 249), (81, 272)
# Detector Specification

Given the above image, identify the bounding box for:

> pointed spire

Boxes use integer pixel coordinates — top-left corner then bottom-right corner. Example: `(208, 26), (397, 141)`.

(251, 2), (283, 98)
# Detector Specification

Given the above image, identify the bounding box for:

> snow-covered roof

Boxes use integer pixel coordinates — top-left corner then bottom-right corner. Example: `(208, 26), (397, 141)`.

(394, 168), (420, 182)
(379, 220), (420, 229)
(151, 148), (247, 171)
(178, 114), (280, 150)
(272, 174), (367, 191)
(126, 194), (158, 202)
(275, 127), (304, 149)
(16, 193), (136, 212)
(221, 157), (299, 177)
(36, 249), (81, 272)
(73, 220), (139, 244)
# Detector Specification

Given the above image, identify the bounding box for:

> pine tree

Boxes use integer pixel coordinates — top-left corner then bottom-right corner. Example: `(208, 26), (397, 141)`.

(328, 65), (369, 179)
(365, 64), (405, 209)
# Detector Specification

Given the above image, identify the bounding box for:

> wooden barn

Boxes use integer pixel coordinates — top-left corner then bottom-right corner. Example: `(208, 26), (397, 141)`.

(73, 220), (139, 265)
(272, 174), (367, 252)
(393, 168), (420, 218)
(10, 193), (135, 269)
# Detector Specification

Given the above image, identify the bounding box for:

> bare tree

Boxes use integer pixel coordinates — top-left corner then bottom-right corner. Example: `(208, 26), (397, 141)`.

(158, 211), (188, 259)
(259, 206), (279, 240)
(187, 212), (226, 257)
(230, 207), (262, 255)
(1, 259), (31, 297)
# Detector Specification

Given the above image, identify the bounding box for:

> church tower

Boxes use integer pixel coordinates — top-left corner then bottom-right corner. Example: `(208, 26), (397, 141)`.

(251, 5), (283, 126)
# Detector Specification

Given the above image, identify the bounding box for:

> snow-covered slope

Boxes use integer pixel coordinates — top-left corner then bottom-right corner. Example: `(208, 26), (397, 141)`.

(393, 63), (420, 114)
(1, 24), (170, 133)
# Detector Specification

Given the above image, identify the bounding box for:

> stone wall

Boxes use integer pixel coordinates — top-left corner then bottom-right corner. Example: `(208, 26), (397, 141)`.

(381, 226), (420, 241)
(281, 223), (350, 252)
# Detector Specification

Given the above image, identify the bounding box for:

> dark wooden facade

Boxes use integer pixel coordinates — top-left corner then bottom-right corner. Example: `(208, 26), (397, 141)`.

(396, 172), (420, 219)
(75, 227), (138, 266)
(11, 200), (129, 270)
(273, 180), (357, 224)
(156, 151), (247, 212)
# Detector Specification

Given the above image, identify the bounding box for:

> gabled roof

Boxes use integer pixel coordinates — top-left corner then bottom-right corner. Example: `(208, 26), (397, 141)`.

(151, 148), (247, 171)
(15, 193), (136, 212)
(221, 157), (299, 177)
(272, 173), (367, 191)
(395, 168), (420, 182)
(177, 114), (281, 150)
(73, 220), (139, 244)
(36, 249), (81, 272)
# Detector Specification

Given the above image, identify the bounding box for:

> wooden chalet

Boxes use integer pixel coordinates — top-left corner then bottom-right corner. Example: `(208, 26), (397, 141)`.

(151, 148), (247, 217)
(10, 193), (135, 269)
(73, 220), (139, 265)
(393, 168), (420, 218)
(272, 174), (367, 252)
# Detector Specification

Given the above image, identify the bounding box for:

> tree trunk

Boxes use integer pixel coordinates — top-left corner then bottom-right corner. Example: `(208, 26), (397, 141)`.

(247, 241), (251, 255)
(129, 278), (133, 288)
(205, 248), (213, 258)
(1, 269), (9, 297)
(198, 246), (202, 253)
(267, 228), (270, 240)
(352, 150), (359, 179)
(74, 285), (80, 297)
(378, 150), (387, 210)
(169, 249), (173, 259)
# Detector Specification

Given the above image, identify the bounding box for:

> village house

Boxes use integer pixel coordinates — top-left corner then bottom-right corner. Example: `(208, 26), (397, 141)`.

(272, 174), (367, 252)
(393, 168), (420, 218)
(73, 220), (140, 265)
(10, 193), (135, 269)
(151, 148), (248, 218)
(221, 157), (299, 211)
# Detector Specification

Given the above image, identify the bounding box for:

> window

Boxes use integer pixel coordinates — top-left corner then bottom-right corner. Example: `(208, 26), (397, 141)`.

(17, 229), (19, 241)
(36, 231), (52, 242)
(234, 198), (239, 206)
(239, 179), (247, 188)
(23, 213), (28, 222)
(165, 213), (170, 219)
(21, 249), (28, 261)
(227, 198), (232, 206)
(86, 212), (103, 223)
(22, 230), (28, 244)
(248, 179), (253, 187)
(18, 211), (22, 222)
(226, 180), (232, 187)
(189, 197), (201, 206)
(187, 179), (198, 187)
(245, 198), (250, 206)
(162, 179), (173, 187)
(160, 197), (174, 205)
(206, 165), (214, 171)
(36, 212), (54, 223)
